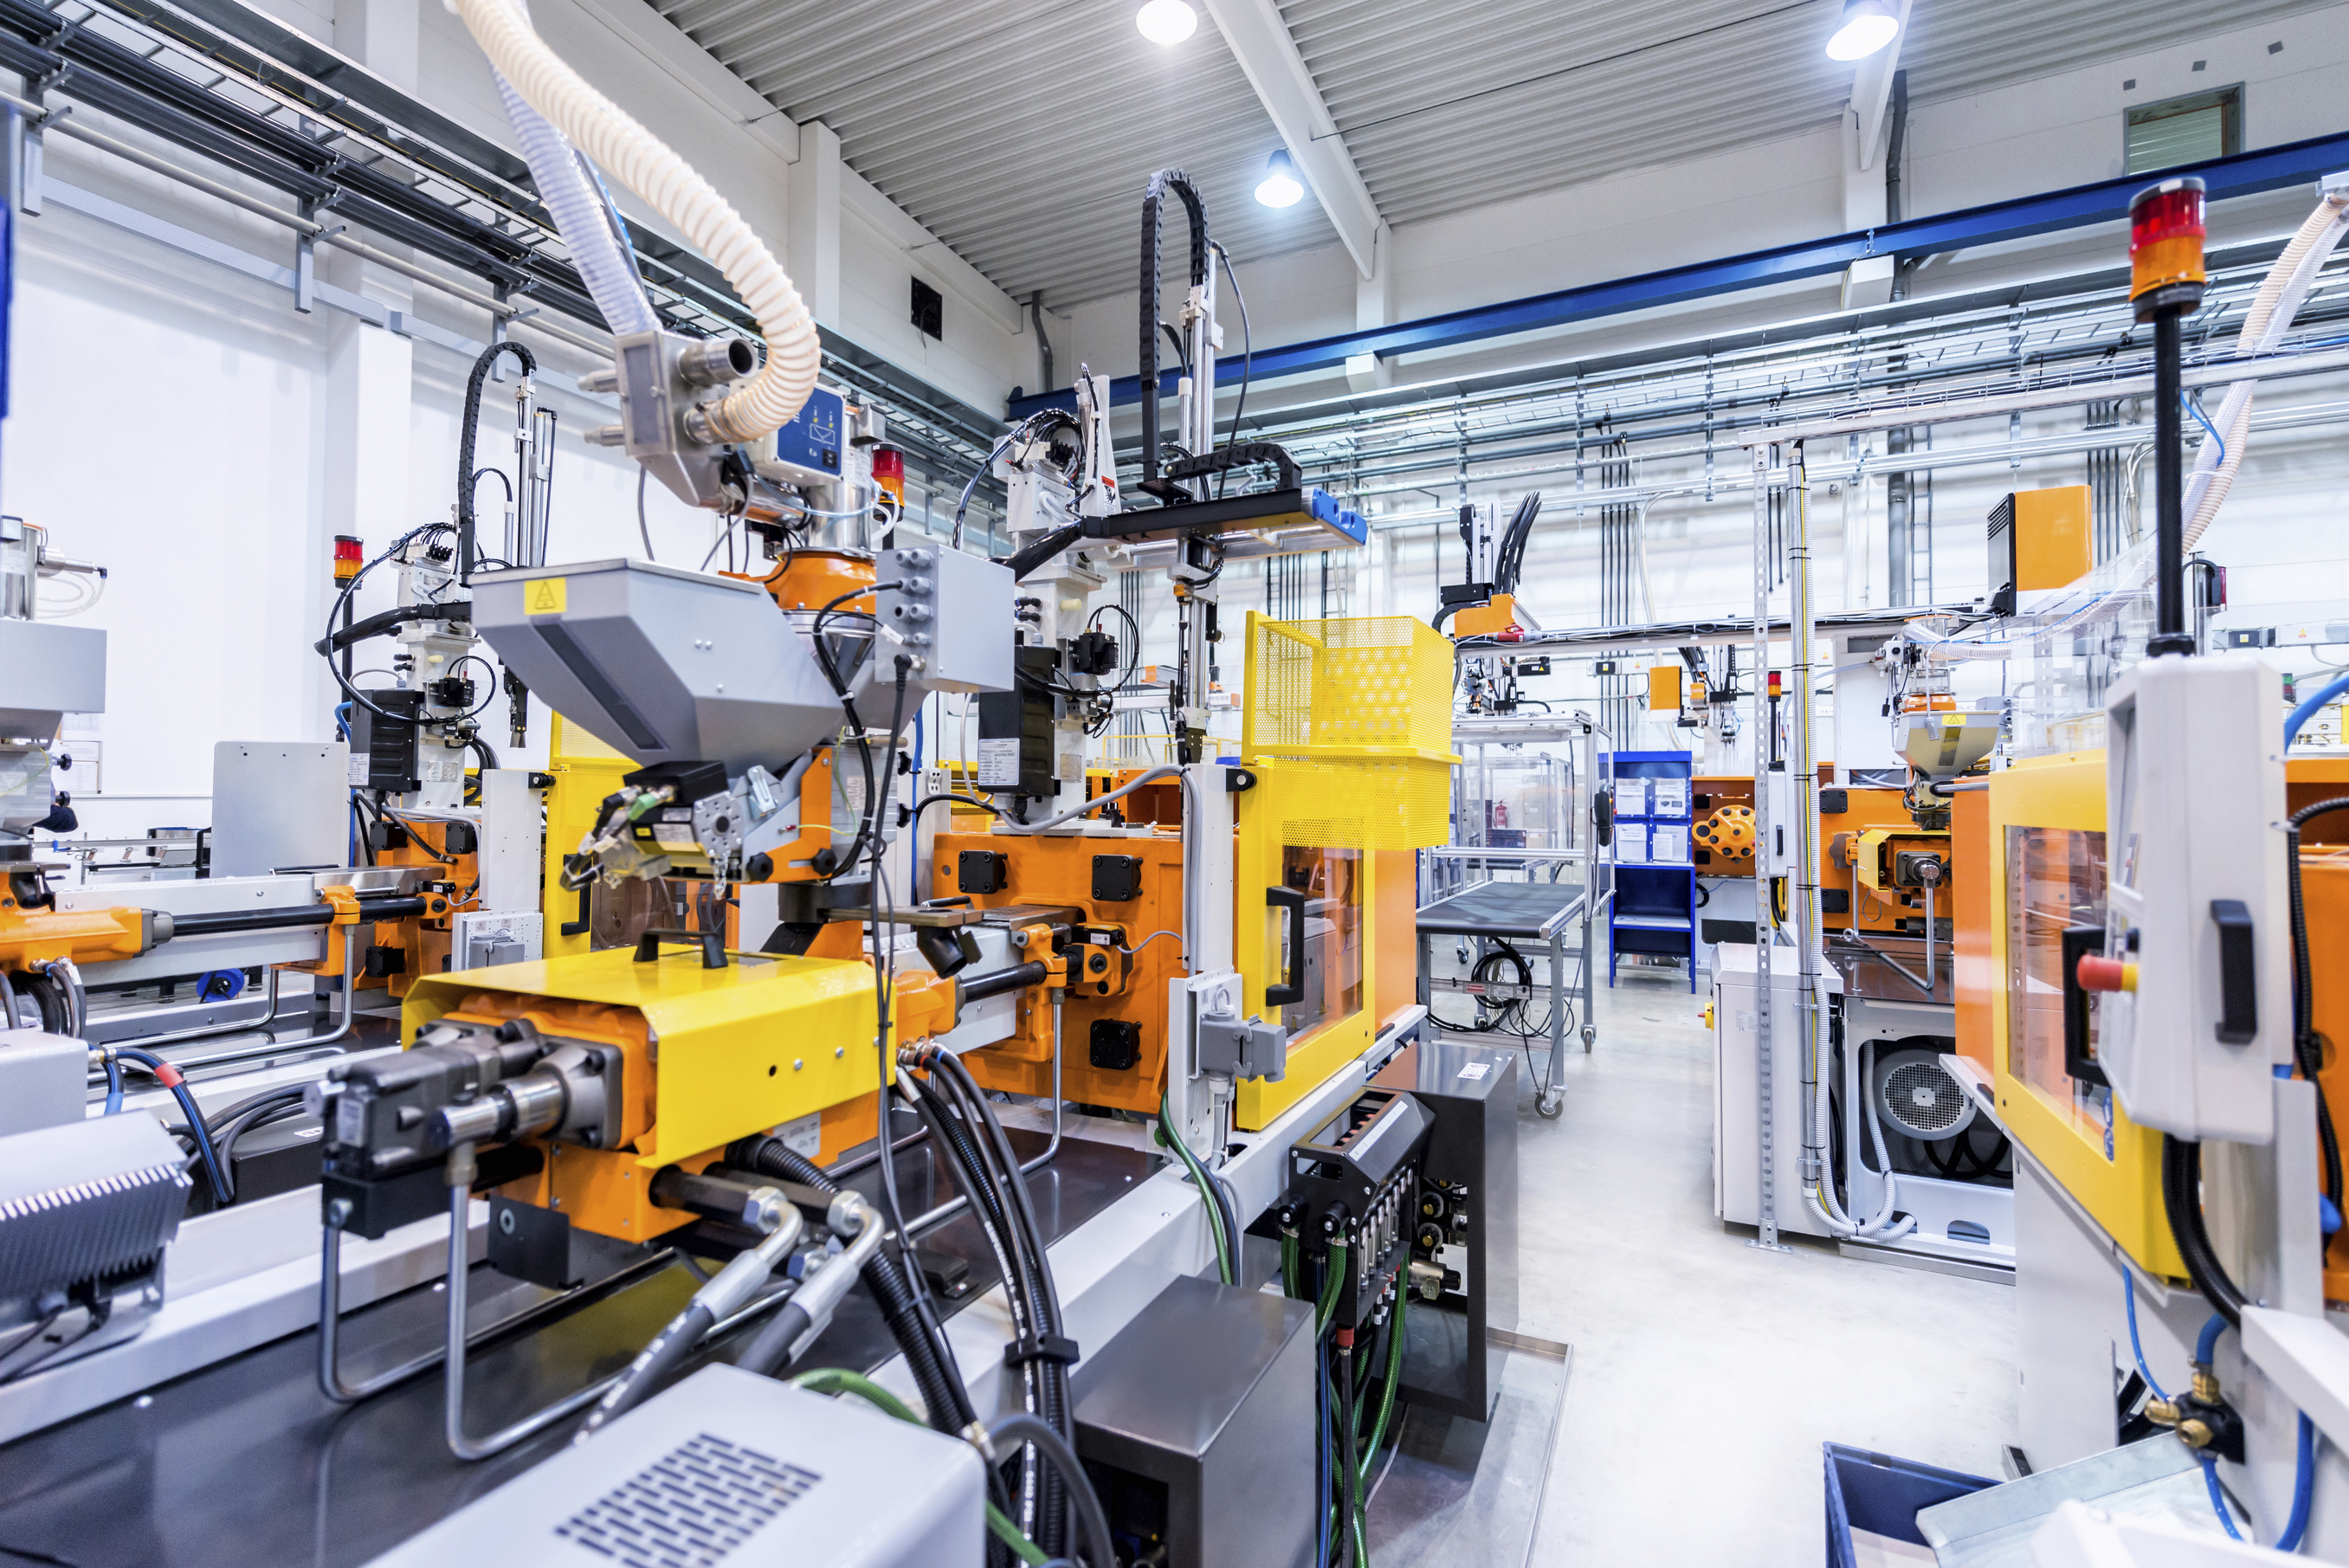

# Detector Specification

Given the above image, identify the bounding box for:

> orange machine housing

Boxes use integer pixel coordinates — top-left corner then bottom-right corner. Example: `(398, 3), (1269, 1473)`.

(2288, 759), (2349, 1301)
(1952, 785), (1993, 1076)
(933, 827), (1187, 1114)
(365, 818), (474, 997)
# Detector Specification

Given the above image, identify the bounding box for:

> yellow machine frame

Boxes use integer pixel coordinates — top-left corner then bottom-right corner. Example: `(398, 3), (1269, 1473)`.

(402, 945), (921, 1242)
(1985, 751), (2185, 1279)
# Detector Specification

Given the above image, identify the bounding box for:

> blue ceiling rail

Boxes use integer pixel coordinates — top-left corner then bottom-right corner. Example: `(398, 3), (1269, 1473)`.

(1006, 128), (2349, 423)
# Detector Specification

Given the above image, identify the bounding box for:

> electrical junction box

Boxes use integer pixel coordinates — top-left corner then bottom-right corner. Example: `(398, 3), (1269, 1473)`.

(365, 1365), (984, 1568)
(2099, 654), (2292, 1142)
(767, 384), (846, 487)
(1073, 1274), (1316, 1568)
(1647, 664), (1682, 712)
(882, 544), (1015, 696)
(1988, 486), (2091, 612)
(1759, 769), (1798, 879)
(455, 911), (543, 971)
(0, 1028), (87, 1135)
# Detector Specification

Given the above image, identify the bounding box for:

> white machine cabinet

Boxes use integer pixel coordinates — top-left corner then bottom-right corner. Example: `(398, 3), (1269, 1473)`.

(1713, 943), (1839, 1240)
(2099, 654), (2292, 1143)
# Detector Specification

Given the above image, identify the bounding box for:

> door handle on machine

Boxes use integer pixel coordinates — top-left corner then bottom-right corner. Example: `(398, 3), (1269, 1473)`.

(1265, 885), (1307, 1006)
(2061, 925), (2112, 1087)
(2209, 899), (2257, 1045)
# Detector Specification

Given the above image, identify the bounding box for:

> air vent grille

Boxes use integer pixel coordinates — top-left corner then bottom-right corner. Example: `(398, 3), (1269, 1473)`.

(554, 1431), (818, 1567)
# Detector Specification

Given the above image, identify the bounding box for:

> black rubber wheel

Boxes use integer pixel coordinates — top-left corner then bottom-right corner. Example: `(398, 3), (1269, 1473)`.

(1536, 1090), (1565, 1120)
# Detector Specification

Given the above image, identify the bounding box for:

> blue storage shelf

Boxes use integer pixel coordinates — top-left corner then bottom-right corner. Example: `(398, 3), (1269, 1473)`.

(1604, 751), (1696, 991)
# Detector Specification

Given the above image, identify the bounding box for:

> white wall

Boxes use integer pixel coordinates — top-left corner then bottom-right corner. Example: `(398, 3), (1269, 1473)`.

(5, 0), (1042, 841)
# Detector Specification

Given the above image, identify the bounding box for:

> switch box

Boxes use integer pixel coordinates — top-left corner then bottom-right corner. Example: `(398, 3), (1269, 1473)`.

(2098, 654), (2291, 1141)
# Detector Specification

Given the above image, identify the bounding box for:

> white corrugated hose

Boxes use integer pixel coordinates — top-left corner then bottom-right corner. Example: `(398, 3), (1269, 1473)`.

(490, 60), (658, 339)
(2181, 190), (2349, 550)
(450, 0), (820, 440)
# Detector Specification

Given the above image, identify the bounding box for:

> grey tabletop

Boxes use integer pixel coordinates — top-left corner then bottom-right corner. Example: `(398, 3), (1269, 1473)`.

(1416, 879), (1590, 940)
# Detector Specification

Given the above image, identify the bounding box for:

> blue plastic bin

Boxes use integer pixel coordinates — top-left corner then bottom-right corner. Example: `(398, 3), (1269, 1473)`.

(1823, 1442), (1993, 1568)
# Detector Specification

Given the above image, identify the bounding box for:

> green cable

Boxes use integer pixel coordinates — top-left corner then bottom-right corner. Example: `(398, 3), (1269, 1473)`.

(1315, 1242), (1348, 1336)
(789, 1368), (923, 1425)
(1158, 1089), (1234, 1286)
(795, 1371), (1049, 1565)
(1280, 1231), (1300, 1299)
(986, 1503), (1050, 1565)
(1358, 1290), (1408, 1487)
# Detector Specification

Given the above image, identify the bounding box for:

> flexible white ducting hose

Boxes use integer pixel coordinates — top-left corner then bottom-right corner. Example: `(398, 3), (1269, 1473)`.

(2179, 190), (2349, 550)
(1803, 1038), (1914, 1242)
(451, 0), (820, 439)
(490, 61), (657, 339)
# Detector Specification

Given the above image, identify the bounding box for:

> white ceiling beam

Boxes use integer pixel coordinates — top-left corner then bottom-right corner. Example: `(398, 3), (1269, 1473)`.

(1849, 0), (1913, 171)
(1200, 0), (1383, 279)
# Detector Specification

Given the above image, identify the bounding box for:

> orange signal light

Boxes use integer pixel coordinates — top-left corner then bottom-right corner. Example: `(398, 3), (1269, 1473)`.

(871, 447), (905, 504)
(2127, 177), (2206, 321)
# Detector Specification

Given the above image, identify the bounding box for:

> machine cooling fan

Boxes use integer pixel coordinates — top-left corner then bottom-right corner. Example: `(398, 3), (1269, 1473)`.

(1870, 1041), (1973, 1142)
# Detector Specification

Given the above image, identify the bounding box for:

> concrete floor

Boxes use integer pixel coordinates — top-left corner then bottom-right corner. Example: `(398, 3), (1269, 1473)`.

(1513, 966), (2017, 1565)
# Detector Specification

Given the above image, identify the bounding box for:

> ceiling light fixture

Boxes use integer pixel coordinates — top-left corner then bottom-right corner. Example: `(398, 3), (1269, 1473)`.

(1255, 149), (1303, 208)
(1825, 0), (1900, 61)
(1136, 0), (1197, 46)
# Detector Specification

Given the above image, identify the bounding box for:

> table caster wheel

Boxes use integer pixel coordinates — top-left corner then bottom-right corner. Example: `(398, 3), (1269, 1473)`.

(1536, 1090), (1565, 1120)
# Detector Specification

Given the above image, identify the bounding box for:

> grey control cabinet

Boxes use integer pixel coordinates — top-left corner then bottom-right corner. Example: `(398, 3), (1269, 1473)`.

(1373, 1037), (1520, 1423)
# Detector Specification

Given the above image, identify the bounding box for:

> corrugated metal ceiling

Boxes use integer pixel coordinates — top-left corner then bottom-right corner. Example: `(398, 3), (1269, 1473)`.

(654, 0), (1339, 309)
(655, 0), (2336, 310)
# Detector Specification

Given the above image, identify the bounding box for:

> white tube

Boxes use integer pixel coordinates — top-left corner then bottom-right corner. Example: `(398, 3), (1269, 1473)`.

(491, 64), (656, 339)
(450, 0), (820, 439)
(2179, 192), (2349, 550)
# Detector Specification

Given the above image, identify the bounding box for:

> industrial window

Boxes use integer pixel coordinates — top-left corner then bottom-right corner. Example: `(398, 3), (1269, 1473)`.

(2125, 86), (2242, 175)
(911, 276), (943, 339)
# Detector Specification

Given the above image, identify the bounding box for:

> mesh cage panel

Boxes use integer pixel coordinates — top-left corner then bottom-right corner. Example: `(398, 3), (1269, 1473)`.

(1242, 615), (1458, 849)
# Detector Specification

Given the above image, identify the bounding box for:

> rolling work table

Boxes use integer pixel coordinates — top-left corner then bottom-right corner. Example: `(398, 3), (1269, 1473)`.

(1414, 861), (1604, 1120)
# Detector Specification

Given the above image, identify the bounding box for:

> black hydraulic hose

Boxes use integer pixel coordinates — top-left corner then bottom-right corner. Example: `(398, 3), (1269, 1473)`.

(578, 1300), (713, 1437)
(2162, 1136), (2249, 1331)
(456, 340), (535, 584)
(960, 961), (1047, 1004)
(988, 1414), (1114, 1568)
(1004, 522), (1085, 582)
(921, 1053), (1068, 1550)
(902, 1069), (1057, 1545)
(733, 1301), (812, 1378)
(932, 1050), (1064, 1332)
(311, 599), (474, 658)
(2286, 797), (2349, 1213)
(1137, 169), (1210, 492)
(728, 1137), (976, 1434)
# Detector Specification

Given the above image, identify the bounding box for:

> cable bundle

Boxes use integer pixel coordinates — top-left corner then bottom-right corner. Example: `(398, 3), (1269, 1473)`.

(898, 1043), (1084, 1559)
(1280, 1235), (1407, 1568)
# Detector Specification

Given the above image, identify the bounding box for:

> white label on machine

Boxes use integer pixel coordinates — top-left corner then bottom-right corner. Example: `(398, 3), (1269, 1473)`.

(978, 738), (1020, 789)
(1617, 823), (1649, 864)
(347, 754), (370, 786)
(1650, 824), (1691, 864)
(1457, 1061), (1490, 1081)
(1735, 1010), (1758, 1033)
(1652, 779), (1689, 817)
(777, 1113), (821, 1158)
(422, 755), (463, 784)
